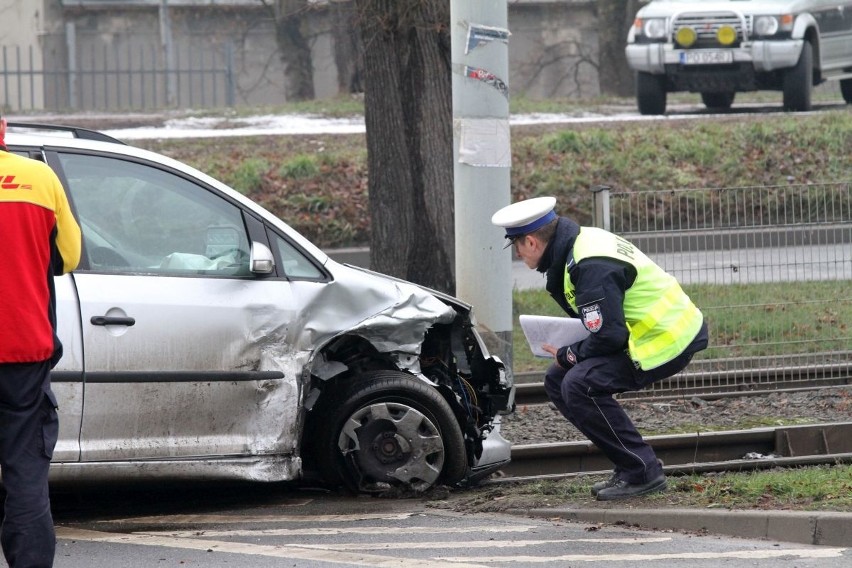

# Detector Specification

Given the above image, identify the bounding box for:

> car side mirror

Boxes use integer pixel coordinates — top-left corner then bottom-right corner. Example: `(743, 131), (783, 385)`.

(250, 241), (275, 275)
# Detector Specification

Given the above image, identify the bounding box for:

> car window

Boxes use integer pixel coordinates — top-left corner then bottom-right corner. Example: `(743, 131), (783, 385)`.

(57, 152), (251, 277)
(271, 232), (325, 280)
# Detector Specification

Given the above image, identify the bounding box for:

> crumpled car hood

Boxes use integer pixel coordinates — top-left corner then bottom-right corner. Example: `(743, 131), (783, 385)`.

(292, 261), (458, 363)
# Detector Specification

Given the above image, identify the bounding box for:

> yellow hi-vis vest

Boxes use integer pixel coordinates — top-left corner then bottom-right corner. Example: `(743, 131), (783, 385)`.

(563, 227), (703, 370)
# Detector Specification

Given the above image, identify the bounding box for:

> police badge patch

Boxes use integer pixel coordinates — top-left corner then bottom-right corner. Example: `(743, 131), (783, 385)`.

(581, 304), (603, 333)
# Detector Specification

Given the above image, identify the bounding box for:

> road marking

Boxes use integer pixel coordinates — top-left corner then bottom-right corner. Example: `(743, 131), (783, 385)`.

(437, 548), (848, 563)
(284, 538), (674, 551)
(139, 525), (545, 537)
(98, 512), (415, 525)
(57, 524), (846, 566)
(56, 527), (488, 568)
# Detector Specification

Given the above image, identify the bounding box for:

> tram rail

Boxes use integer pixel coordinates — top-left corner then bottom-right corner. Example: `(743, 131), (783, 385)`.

(512, 363), (852, 406)
(500, 422), (852, 481)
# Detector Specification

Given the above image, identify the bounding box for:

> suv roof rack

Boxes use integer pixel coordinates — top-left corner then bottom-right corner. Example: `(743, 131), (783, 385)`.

(5, 122), (126, 145)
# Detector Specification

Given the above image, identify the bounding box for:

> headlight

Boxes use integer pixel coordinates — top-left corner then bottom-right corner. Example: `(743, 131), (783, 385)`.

(675, 27), (697, 48)
(643, 18), (667, 39)
(717, 25), (737, 45)
(754, 16), (779, 36)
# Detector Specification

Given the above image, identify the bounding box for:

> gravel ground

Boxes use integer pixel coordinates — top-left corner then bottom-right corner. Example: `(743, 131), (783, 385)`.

(501, 386), (852, 445)
(419, 386), (852, 515)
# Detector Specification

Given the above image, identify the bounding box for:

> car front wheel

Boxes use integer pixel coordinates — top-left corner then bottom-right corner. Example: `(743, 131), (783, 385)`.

(312, 370), (466, 493)
(636, 72), (667, 115)
(783, 41), (812, 111)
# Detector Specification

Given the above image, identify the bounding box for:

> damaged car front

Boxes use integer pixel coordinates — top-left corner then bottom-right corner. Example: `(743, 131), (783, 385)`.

(298, 261), (515, 493)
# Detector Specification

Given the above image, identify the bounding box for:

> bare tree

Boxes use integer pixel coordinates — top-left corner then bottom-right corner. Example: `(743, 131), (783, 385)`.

(354, 0), (455, 294)
(331, 1), (364, 93)
(261, 0), (316, 101)
(596, 0), (641, 97)
(515, 36), (600, 99)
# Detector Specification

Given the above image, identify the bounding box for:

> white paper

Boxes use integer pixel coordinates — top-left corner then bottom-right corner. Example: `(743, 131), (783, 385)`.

(456, 118), (511, 168)
(519, 315), (590, 358)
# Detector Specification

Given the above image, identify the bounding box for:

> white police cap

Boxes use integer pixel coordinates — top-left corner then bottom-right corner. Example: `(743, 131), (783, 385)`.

(491, 196), (557, 244)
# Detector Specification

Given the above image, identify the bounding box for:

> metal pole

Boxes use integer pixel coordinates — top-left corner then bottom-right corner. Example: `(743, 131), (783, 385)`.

(451, 1), (513, 369)
(160, 0), (176, 107)
(591, 184), (611, 231)
(3, 47), (8, 109)
(225, 41), (235, 107)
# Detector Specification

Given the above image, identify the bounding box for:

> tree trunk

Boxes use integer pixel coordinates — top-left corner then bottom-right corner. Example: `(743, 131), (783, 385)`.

(355, 0), (455, 294)
(596, 0), (640, 97)
(331, 1), (364, 93)
(272, 0), (315, 101)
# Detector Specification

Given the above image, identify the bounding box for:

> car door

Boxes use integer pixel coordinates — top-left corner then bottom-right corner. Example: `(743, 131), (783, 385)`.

(814, 1), (852, 70)
(48, 150), (304, 462)
(51, 274), (85, 462)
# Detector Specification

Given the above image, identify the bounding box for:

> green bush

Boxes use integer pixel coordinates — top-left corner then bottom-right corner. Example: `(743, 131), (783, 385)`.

(278, 155), (320, 179)
(226, 158), (269, 195)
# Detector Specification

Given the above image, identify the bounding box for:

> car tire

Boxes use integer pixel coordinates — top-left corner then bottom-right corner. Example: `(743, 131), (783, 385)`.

(311, 370), (466, 493)
(782, 41), (812, 112)
(841, 78), (852, 104)
(701, 92), (735, 110)
(636, 72), (667, 115)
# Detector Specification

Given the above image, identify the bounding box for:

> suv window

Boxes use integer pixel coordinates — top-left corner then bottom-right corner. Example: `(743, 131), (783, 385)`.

(57, 152), (251, 276)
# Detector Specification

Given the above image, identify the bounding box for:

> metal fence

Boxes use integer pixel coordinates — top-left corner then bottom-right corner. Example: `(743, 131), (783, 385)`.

(1, 43), (235, 112)
(591, 182), (852, 397)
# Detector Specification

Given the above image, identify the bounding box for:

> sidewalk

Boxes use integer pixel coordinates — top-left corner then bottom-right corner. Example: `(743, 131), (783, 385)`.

(514, 506), (852, 546)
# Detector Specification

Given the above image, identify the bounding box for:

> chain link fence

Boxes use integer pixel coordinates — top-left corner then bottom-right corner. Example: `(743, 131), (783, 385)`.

(591, 182), (852, 397)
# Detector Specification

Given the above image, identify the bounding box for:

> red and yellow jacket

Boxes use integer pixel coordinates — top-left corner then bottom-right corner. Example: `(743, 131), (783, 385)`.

(0, 150), (81, 364)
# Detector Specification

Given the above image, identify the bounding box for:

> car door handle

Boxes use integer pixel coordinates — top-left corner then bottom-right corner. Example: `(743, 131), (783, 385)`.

(90, 316), (136, 327)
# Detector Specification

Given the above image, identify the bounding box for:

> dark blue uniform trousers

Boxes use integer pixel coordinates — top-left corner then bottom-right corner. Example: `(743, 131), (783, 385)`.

(544, 349), (696, 485)
(0, 361), (57, 568)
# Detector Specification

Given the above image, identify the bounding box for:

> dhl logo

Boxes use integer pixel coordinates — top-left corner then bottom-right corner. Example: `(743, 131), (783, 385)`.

(0, 175), (32, 190)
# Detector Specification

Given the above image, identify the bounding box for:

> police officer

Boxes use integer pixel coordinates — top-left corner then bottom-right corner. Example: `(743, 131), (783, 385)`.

(0, 114), (81, 567)
(492, 196), (708, 500)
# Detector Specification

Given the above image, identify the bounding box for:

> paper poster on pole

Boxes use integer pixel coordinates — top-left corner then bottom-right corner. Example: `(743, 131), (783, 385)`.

(519, 315), (590, 358)
(456, 117), (511, 168)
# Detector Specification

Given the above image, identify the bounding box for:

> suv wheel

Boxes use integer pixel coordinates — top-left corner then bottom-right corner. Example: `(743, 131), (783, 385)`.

(701, 92), (735, 110)
(841, 79), (852, 104)
(783, 41), (813, 111)
(636, 72), (667, 115)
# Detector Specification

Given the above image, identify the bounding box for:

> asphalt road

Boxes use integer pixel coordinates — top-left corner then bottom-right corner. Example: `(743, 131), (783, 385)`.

(511, 242), (852, 290)
(48, 482), (851, 567)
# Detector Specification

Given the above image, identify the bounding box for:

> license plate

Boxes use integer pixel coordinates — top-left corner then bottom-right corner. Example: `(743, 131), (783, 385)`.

(679, 50), (734, 65)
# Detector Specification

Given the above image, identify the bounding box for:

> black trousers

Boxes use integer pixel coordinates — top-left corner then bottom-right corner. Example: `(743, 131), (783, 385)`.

(0, 361), (57, 568)
(544, 347), (696, 485)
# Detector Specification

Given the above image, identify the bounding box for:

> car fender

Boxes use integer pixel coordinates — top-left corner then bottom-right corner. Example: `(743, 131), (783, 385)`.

(792, 12), (818, 41)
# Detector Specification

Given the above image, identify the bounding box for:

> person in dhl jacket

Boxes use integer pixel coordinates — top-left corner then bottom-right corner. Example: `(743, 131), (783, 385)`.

(0, 114), (80, 568)
(493, 196), (708, 501)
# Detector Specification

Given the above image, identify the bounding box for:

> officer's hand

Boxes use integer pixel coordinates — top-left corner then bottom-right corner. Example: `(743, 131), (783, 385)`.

(542, 343), (559, 358)
(555, 345), (578, 370)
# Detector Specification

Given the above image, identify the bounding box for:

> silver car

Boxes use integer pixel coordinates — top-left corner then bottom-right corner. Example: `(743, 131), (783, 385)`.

(626, 0), (852, 114)
(6, 123), (514, 494)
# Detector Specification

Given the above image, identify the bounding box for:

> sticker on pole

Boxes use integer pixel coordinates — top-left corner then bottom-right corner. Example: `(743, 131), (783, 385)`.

(463, 66), (509, 99)
(456, 118), (511, 168)
(465, 24), (511, 54)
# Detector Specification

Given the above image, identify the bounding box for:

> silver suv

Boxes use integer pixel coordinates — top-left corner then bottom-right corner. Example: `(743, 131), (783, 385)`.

(5, 123), (514, 494)
(625, 0), (852, 114)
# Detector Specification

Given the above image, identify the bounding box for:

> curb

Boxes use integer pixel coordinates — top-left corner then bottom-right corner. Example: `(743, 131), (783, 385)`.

(511, 507), (852, 546)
